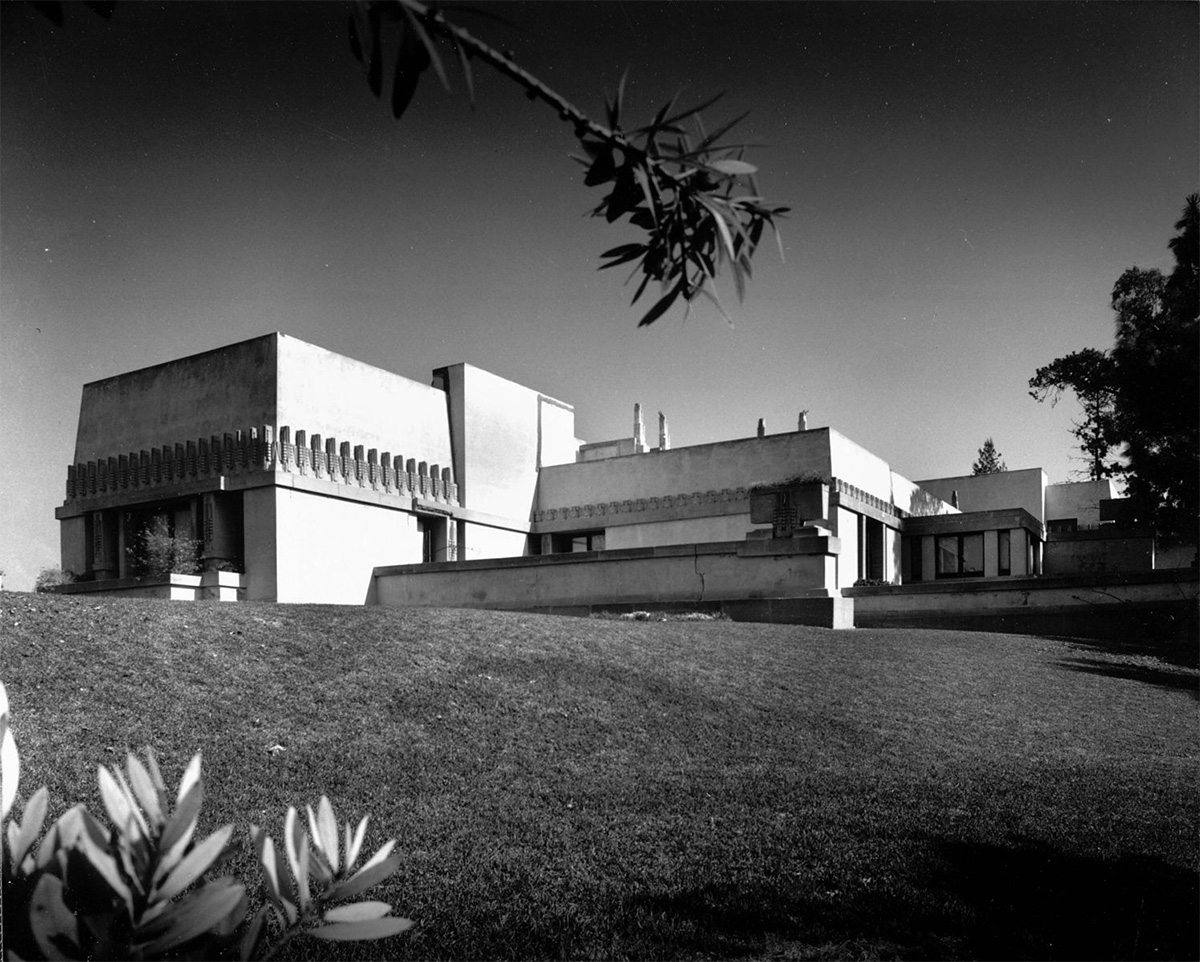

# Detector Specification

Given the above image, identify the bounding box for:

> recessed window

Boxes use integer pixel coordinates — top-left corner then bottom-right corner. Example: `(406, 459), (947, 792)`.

(997, 530), (1011, 576)
(551, 530), (605, 553)
(1047, 518), (1078, 534)
(935, 533), (985, 578)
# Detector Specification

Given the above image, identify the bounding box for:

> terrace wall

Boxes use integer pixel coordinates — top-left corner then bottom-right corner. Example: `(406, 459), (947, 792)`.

(844, 569), (1198, 641)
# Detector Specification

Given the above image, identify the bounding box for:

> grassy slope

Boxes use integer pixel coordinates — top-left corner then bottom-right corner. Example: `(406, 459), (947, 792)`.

(2, 593), (1196, 961)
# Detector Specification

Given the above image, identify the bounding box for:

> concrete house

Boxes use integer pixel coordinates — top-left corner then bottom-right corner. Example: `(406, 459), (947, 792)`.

(56, 334), (1192, 634)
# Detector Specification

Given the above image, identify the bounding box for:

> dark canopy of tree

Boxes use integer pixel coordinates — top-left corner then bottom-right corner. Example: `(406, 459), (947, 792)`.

(1030, 194), (1199, 539)
(971, 438), (1007, 476)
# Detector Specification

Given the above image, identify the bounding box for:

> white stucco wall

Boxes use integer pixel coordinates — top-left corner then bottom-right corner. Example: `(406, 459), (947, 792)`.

(275, 334), (453, 469)
(1045, 479), (1118, 528)
(604, 514), (762, 549)
(244, 487), (422, 603)
(442, 363), (576, 524)
(917, 468), (1048, 522)
(537, 429), (834, 510)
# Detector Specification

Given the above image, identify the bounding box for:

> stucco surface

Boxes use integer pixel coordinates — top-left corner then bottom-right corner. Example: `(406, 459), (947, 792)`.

(1045, 479), (1118, 528)
(917, 468), (1047, 521)
(275, 335), (453, 468)
(537, 430), (834, 510)
(74, 335), (278, 462)
(604, 514), (761, 549)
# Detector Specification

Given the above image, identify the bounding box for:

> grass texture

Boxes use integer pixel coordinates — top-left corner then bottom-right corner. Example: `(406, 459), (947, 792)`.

(2, 593), (1196, 960)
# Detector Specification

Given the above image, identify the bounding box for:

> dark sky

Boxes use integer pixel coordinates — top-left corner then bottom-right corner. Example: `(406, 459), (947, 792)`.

(1, 1), (1196, 588)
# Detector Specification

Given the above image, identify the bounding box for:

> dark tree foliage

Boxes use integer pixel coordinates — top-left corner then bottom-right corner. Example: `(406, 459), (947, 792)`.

(971, 438), (1007, 476)
(1029, 347), (1120, 480)
(1030, 194), (1199, 540)
(347, 0), (789, 327)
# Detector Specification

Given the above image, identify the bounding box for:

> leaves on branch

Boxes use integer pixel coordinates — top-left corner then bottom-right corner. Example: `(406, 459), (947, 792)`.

(351, 0), (789, 327)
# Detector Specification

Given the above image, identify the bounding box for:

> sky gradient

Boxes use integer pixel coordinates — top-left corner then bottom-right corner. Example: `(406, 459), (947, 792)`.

(2, 1), (1197, 590)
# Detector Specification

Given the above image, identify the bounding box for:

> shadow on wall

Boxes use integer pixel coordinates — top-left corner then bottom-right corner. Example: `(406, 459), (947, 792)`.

(618, 837), (1198, 960)
(907, 486), (951, 517)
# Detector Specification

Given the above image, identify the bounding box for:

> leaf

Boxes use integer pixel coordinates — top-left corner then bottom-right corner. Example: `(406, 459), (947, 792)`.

(252, 827), (297, 924)
(239, 905), (270, 961)
(402, 5), (448, 91)
(391, 14), (431, 119)
(125, 753), (164, 829)
(345, 814), (369, 870)
(283, 807), (310, 910)
(30, 874), (82, 960)
(154, 782), (202, 884)
(323, 900), (393, 923)
(10, 784), (48, 870)
(110, 765), (150, 841)
(708, 158), (758, 176)
(637, 281), (684, 328)
(313, 796), (340, 873)
(331, 853), (401, 901)
(1, 712), (19, 824)
(152, 823), (234, 902)
(136, 877), (246, 956)
(74, 828), (133, 904)
(308, 917), (415, 941)
(697, 111), (751, 152)
(176, 752), (203, 805)
(599, 243), (646, 269)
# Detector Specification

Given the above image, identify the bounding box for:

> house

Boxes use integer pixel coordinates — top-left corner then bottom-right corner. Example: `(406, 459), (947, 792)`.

(55, 334), (1193, 634)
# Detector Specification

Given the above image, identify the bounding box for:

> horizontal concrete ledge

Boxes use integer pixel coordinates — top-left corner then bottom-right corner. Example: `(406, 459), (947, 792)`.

(55, 571), (246, 601)
(374, 541), (746, 577)
(842, 567), (1198, 597)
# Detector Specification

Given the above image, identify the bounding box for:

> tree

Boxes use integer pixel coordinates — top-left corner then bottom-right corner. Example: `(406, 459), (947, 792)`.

(35, 0), (788, 329)
(971, 438), (1007, 475)
(1030, 194), (1199, 538)
(1028, 347), (1121, 480)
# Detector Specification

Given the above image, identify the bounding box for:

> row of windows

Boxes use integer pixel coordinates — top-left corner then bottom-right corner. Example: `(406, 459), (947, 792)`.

(933, 530), (1010, 578)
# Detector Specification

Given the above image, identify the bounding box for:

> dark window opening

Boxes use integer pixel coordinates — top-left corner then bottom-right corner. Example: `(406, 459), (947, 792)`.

(936, 533), (985, 578)
(1047, 518), (1078, 534)
(997, 529), (1011, 576)
(550, 530), (605, 553)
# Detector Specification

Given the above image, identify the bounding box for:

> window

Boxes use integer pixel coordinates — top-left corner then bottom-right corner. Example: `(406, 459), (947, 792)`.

(1047, 518), (1078, 534)
(997, 530), (1011, 576)
(551, 531), (605, 553)
(935, 533), (985, 578)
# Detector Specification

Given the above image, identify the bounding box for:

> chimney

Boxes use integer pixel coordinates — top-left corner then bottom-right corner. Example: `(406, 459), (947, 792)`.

(951, 489), (960, 508)
(633, 403), (645, 450)
(658, 411), (671, 450)
(798, 410), (809, 431)
(756, 418), (766, 438)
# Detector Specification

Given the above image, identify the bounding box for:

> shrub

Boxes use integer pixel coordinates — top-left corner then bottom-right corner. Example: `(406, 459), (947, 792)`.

(852, 577), (894, 587)
(33, 567), (75, 593)
(0, 681), (412, 960)
(127, 529), (202, 578)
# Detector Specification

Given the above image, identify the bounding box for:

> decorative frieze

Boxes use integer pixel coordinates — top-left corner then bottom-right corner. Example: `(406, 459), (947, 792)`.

(534, 485), (752, 523)
(61, 424), (458, 510)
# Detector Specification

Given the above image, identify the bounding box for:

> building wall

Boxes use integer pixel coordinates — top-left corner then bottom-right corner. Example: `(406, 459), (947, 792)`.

(440, 363), (576, 527)
(917, 468), (1047, 521)
(537, 429), (834, 511)
(244, 487), (422, 603)
(1043, 530), (1154, 575)
(73, 334), (279, 462)
(604, 513), (759, 549)
(275, 334), (453, 468)
(1045, 479), (1119, 528)
(374, 542), (840, 611)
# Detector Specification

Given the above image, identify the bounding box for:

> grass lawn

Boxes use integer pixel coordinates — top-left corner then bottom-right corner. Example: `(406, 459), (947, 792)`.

(2, 593), (1196, 960)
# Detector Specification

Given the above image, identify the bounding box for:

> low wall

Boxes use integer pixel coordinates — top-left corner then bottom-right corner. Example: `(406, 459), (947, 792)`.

(55, 571), (246, 601)
(1043, 528), (1155, 576)
(844, 569), (1198, 641)
(372, 540), (852, 628)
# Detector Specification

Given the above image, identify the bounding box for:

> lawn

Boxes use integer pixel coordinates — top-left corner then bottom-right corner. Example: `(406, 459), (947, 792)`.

(2, 593), (1196, 960)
